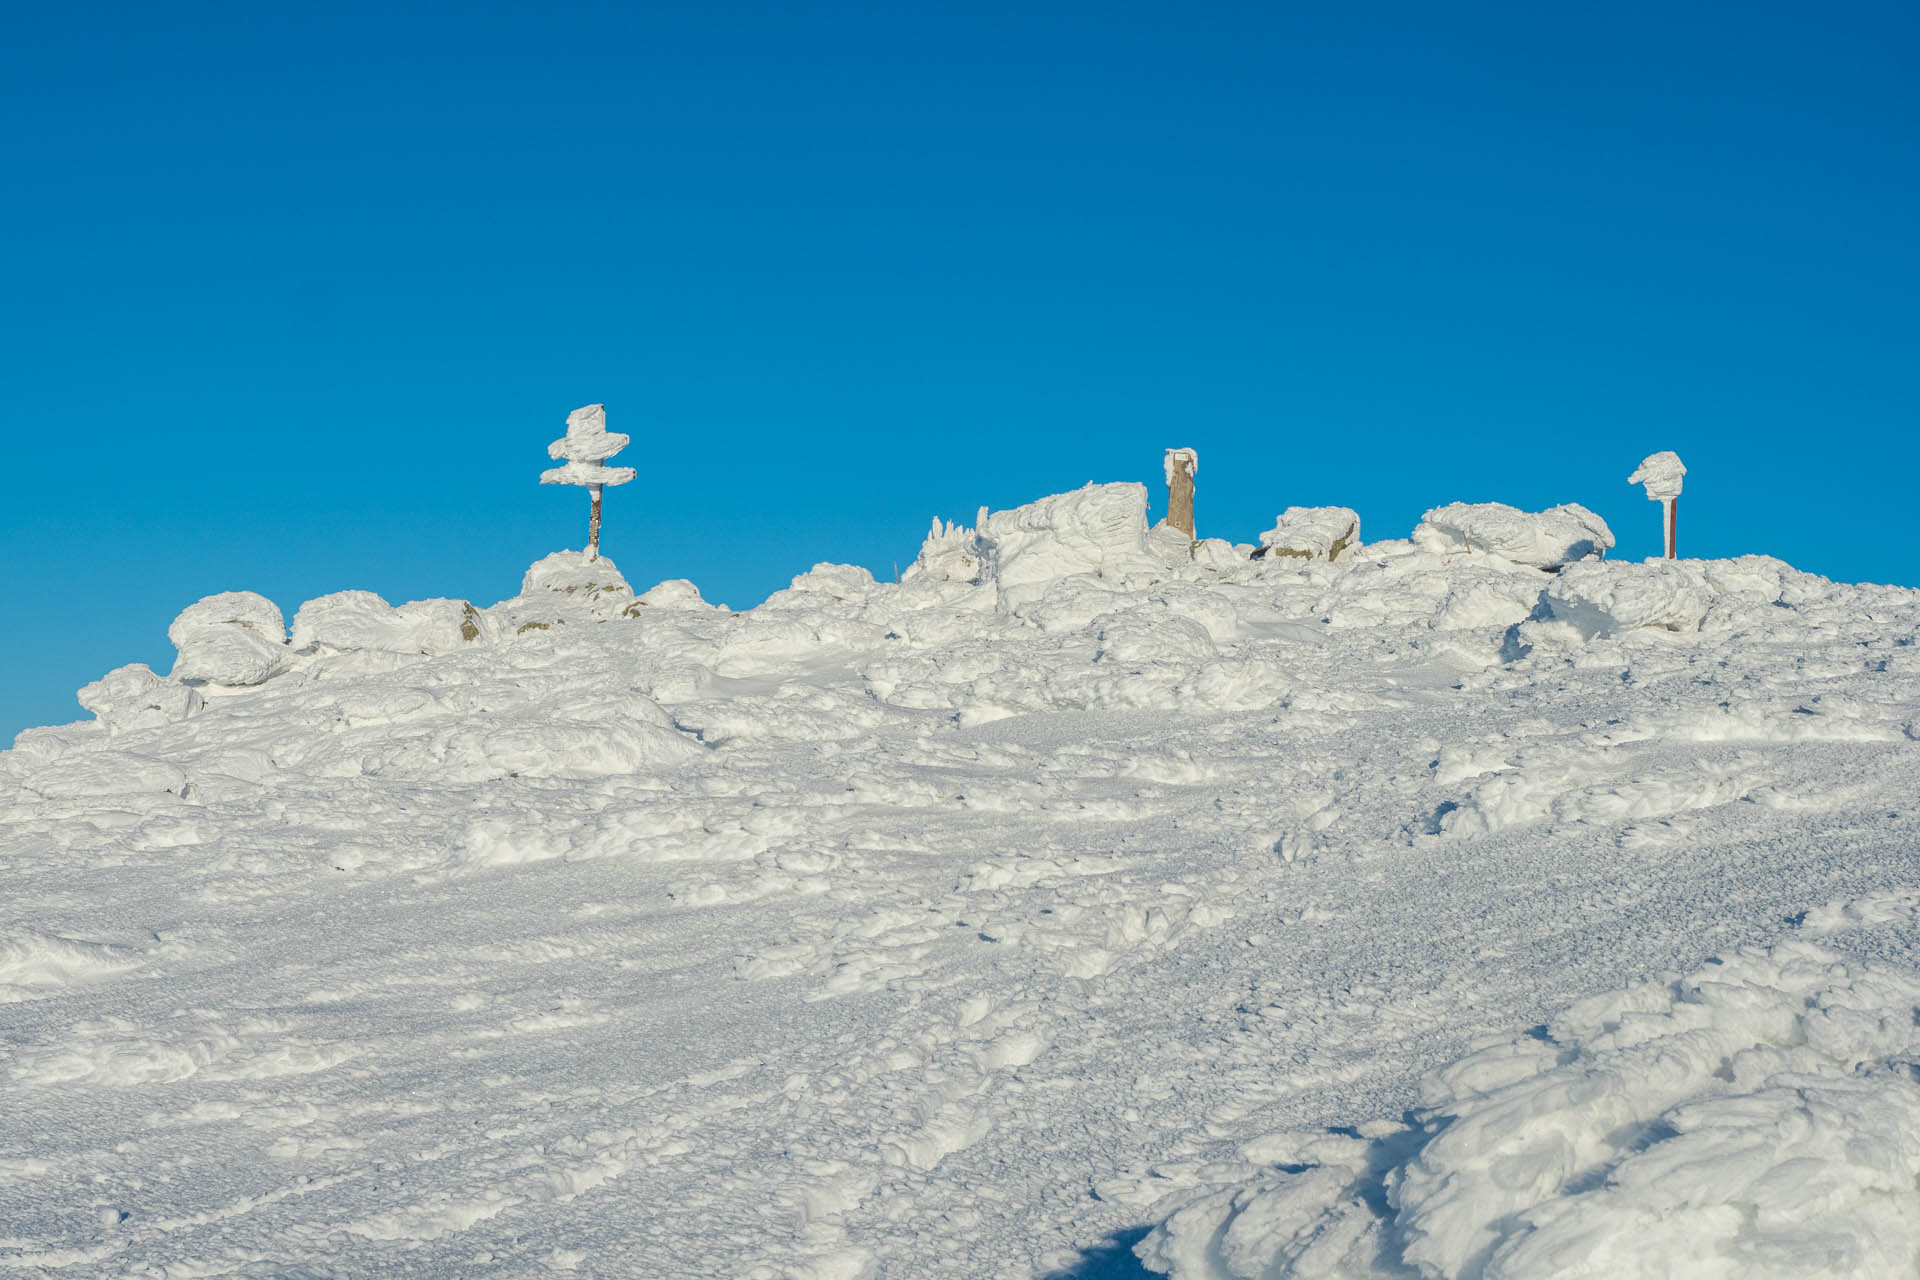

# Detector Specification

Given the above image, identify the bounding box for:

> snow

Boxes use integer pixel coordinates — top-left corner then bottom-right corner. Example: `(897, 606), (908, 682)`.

(4, 482), (1919, 1277)
(1413, 501), (1614, 569)
(166, 590), (289, 686)
(542, 403), (637, 487)
(1139, 923), (1920, 1279)
(290, 590), (480, 656)
(1628, 450), (1687, 501)
(76, 663), (201, 735)
(1257, 507), (1362, 562)
(1165, 447), (1199, 485)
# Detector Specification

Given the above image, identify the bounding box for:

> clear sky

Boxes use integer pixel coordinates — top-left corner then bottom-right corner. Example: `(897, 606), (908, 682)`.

(3, 1), (1915, 740)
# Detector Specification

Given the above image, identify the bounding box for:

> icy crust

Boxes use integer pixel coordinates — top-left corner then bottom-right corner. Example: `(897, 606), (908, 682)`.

(1138, 923), (1920, 1280)
(1258, 507), (1361, 562)
(1413, 502), (1613, 569)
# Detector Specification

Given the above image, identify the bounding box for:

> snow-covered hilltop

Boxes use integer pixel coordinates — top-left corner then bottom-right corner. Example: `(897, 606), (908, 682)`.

(5, 482), (1919, 1278)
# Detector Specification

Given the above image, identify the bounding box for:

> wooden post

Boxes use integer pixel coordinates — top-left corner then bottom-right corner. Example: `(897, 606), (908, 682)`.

(1168, 452), (1195, 540)
(587, 484), (604, 561)
(1665, 497), (1677, 559)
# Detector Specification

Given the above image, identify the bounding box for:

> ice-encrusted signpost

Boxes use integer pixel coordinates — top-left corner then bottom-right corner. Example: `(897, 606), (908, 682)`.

(1164, 447), (1198, 540)
(541, 403), (636, 563)
(1628, 450), (1686, 559)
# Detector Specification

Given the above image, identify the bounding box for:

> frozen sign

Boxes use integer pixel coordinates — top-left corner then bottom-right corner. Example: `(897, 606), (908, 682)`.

(1628, 450), (1686, 559)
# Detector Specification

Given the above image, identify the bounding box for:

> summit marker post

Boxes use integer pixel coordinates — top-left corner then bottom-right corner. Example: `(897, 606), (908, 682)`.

(1627, 451), (1686, 559)
(1164, 447), (1198, 540)
(541, 404), (637, 562)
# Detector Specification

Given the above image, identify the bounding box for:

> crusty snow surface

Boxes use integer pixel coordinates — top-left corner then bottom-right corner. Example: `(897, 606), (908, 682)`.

(4, 484), (1919, 1278)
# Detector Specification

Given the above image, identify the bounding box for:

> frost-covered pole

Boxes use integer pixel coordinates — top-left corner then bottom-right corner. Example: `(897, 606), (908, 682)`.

(1628, 451), (1686, 560)
(1165, 447), (1198, 540)
(541, 404), (637, 563)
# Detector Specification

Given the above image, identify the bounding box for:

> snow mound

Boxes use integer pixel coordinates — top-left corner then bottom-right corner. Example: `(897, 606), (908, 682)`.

(1140, 928), (1920, 1279)
(76, 663), (202, 734)
(903, 483), (1159, 609)
(632, 578), (719, 610)
(379, 718), (705, 784)
(167, 591), (289, 686)
(1257, 507), (1361, 562)
(291, 591), (481, 656)
(0, 928), (145, 1002)
(521, 552), (634, 599)
(1413, 503), (1613, 569)
(21, 750), (189, 800)
(1536, 557), (1786, 640)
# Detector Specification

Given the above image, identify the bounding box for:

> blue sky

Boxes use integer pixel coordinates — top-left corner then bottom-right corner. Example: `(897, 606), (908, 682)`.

(2, 1), (1915, 739)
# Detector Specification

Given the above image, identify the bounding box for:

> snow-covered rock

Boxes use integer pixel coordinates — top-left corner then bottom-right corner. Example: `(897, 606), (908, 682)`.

(903, 484), (1161, 608)
(291, 591), (481, 656)
(1413, 502), (1614, 569)
(76, 663), (202, 734)
(1256, 507), (1361, 562)
(167, 590), (288, 686)
(1536, 556), (1802, 640)
(630, 578), (720, 611)
(520, 551), (634, 599)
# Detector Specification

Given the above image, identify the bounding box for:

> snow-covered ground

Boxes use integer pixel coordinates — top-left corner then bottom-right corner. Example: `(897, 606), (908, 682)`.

(3, 483), (1918, 1278)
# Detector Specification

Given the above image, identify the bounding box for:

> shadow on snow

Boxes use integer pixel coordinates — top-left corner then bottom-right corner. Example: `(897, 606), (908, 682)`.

(1040, 1225), (1154, 1279)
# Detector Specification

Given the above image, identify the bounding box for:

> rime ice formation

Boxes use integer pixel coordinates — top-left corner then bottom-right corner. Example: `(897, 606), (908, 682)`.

(7, 481), (1920, 1278)
(1628, 450), (1686, 502)
(291, 591), (480, 656)
(542, 403), (638, 563)
(76, 663), (201, 735)
(1413, 501), (1614, 569)
(167, 590), (288, 686)
(1257, 507), (1361, 562)
(539, 403), (637, 488)
(1164, 446), (1199, 485)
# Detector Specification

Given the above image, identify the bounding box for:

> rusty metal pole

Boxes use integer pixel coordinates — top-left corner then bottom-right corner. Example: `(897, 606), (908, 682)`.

(1168, 453), (1195, 540)
(587, 484), (604, 561)
(1665, 497), (1677, 559)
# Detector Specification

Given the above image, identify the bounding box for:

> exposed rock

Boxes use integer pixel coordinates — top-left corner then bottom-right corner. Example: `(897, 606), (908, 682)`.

(1255, 507), (1362, 562)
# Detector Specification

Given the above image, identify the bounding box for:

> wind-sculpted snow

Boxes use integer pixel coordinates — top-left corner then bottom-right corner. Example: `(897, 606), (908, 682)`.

(1138, 910), (1920, 1279)
(3, 484), (1918, 1277)
(1413, 502), (1614, 569)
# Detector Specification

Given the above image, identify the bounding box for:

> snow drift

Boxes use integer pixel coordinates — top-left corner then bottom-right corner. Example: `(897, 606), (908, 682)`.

(1139, 916), (1920, 1279)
